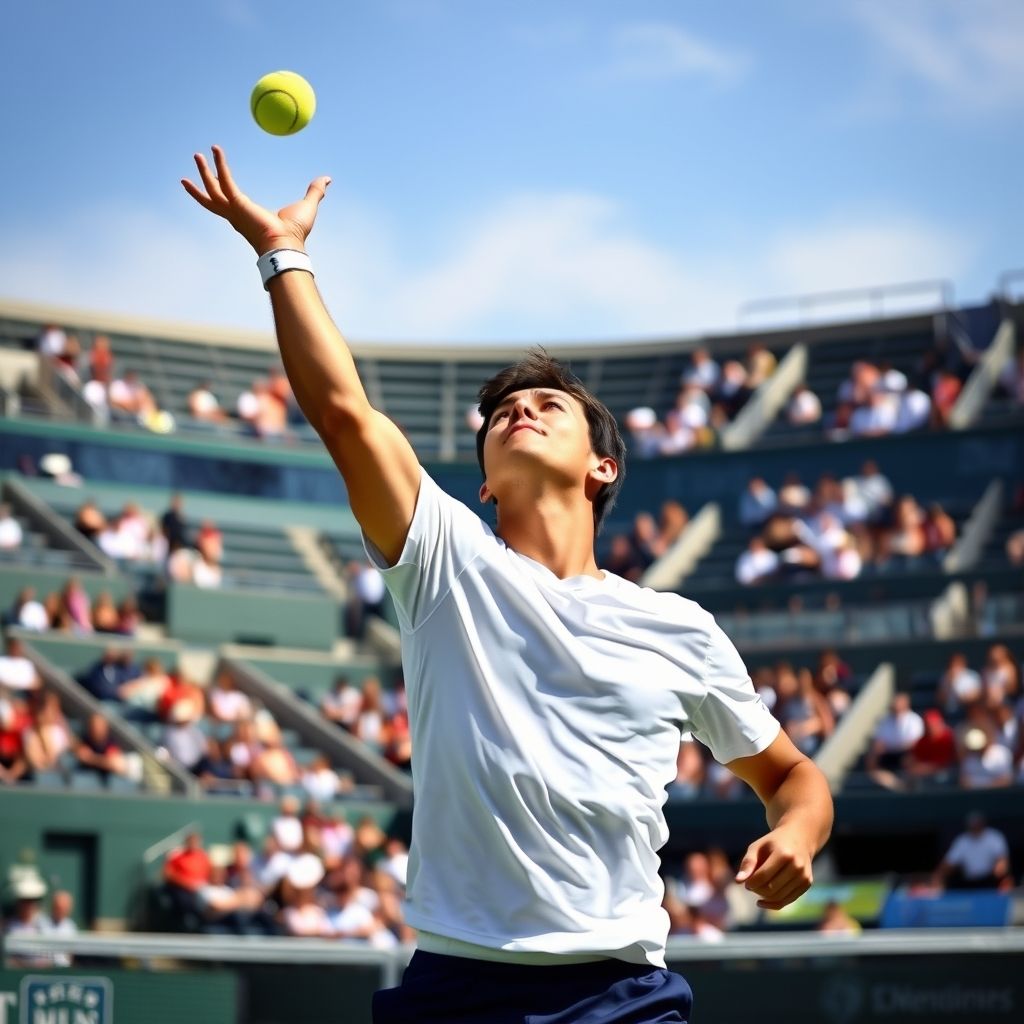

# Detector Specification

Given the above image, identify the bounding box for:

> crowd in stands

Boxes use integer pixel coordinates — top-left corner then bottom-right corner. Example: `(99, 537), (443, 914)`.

(71, 491), (225, 590)
(160, 816), (412, 943)
(0, 638), (139, 787)
(602, 501), (690, 583)
(734, 462), (957, 586)
(3, 883), (79, 967)
(36, 323), (310, 441)
(866, 644), (1022, 792)
(3, 579), (141, 636)
(670, 650), (854, 801)
(320, 675), (410, 772)
(625, 345), (777, 457)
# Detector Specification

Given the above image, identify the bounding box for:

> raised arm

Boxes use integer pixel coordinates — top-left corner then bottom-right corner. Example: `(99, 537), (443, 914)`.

(181, 147), (420, 565)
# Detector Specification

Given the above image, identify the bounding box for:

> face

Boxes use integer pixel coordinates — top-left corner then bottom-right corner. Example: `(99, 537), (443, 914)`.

(479, 388), (616, 509)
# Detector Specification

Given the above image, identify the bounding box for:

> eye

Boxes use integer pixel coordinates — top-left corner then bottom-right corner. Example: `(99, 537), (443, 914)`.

(543, 401), (563, 411)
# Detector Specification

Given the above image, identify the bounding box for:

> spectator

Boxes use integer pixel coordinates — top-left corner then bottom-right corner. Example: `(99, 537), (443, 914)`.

(937, 652), (983, 717)
(161, 494), (188, 550)
(76, 713), (128, 779)
(7, 587), (49, 632)
(932, 813), (1011, 890)
(981, 644), (1020, 703)
(877, 496), (927, 567)
(117, 595), (143, 636)
(866, 693), (924, 790)
(354, 678), (386, 753)
(192, 546), (223, 589)
(251, 733), (300, 788)
(301, 754), (343, 802)
(73, 500), (107, 543)
(670, 852), (729, 931)
(207, 671), (252, 724)
(745, 343), (776, 389)
(195, 519), (224, 564)
(849, 460), (893, 525)
(656, 501), (689, 554)
(188, 381), (229, 423)
(91, 591), (121, 632)
(109, 369), (158, 420)
(623, 407), (664, 459)
(37, 324), (67, 361)
(713, 359), (751, 419)
(0, 695), (30, 784)
(786, 385), (821, 426)
(163, 832), (213, 923)
(960, 725), (1013, 790)
(818, 900), (861, 936)
(161, 701), (210, 775)
(272, 795), (305, 852)
(118, 658), (172, 719)
(0, 504), (23, 550)
(3, 884), (49, 967)
(922, 503), (957, 559)
(739, 477), (777, 528)
(668, 739), (706, 800)
(777, 667), (833, 757)
(40, 890), (78, 967)
(931, 369), (962, 427)
(280, 855), (331, 937)
(242, 379), (287, 438)
(88, 335), (114, 385)
(894, 387), (932, 433)
(326, 860), (378, 940)
(903, 709), (957, 785)
(682, 348), (719, 393)
(735, 536), (779, 586)
(814, 650), (853, 718)
(23, 691), (72, 775)
(77, 648), (137, 702)
(268, 365), (301, 424)
(194, 862), (273, 934)
(1007, 528), (1024, 567)
(345, 562), (385, 638)
(0, 637), (40, 691)
(849, 388), (898, 437)
(321, 676), (362, 733)
(226, 719), (262, 778)
(60, 577), (92, 633)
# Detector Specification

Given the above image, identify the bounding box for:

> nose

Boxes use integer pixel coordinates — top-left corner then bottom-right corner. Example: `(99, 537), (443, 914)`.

(509, 397), (538, 423)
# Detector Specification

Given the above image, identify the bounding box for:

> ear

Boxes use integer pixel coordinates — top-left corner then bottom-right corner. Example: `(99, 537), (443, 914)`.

(479, 482), (492, 504)
(590, 456), (618, 485)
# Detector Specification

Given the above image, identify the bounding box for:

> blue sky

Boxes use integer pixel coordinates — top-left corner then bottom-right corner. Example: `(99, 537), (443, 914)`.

(2, 0), (1021, 343)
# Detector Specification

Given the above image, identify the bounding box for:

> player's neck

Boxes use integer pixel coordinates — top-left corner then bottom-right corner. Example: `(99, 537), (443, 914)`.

(495, 489), (600, 580)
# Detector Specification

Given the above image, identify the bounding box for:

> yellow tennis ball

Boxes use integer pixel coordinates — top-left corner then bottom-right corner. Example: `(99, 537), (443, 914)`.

(251, 71), (316, 136)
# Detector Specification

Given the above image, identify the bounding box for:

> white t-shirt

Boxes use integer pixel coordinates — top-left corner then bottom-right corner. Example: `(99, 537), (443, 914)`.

(0, 516), (23, 549)
(364, 470), (779, 967)
(945, 828), (1009, 878)
(874, 710), (925, 752)
(0, 655), (38, 691)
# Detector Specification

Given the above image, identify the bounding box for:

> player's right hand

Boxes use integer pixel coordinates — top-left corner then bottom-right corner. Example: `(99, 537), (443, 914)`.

(181, 145), (331, 257)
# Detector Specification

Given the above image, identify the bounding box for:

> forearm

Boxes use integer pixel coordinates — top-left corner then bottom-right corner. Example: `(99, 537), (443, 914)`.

(764, 758), (833, 853)
(267, 271), (372, 432)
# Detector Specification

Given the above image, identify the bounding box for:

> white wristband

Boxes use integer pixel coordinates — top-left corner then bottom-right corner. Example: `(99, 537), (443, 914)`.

(257, 248), (313, 290)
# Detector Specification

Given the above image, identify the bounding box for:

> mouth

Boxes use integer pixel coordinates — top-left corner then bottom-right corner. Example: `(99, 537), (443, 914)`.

(505, 423), (543, 442)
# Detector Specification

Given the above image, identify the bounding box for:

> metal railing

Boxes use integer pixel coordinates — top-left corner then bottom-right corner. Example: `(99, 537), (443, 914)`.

(737, 280), (954, 331)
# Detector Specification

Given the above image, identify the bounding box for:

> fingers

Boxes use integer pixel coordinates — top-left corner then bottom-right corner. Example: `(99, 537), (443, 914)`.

(180, 178), (215, 211)
(194, 152), (228, 206)
(303, 176), (332, 205)
(756, 874), (810, 911)
(211, 145), (240, 200)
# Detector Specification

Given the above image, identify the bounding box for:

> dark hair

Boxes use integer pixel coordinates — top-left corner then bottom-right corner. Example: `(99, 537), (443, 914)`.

(475, 349), (626, 534)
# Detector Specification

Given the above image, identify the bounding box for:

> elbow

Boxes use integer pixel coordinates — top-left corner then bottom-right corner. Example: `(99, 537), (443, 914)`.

(318, 396), (373, 440)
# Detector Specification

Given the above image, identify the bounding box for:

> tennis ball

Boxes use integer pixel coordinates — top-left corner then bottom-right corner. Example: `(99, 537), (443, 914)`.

(251, 71), (316, 136)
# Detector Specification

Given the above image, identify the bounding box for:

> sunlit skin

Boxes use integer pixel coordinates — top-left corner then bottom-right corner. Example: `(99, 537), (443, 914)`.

(479, 387), (617, 581)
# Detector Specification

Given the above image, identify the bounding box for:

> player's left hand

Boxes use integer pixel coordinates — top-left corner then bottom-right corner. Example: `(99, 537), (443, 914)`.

(734, 826), (814, 911)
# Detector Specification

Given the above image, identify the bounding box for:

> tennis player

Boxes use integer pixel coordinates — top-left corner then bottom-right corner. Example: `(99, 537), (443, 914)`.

(183, 147), (834, 1024)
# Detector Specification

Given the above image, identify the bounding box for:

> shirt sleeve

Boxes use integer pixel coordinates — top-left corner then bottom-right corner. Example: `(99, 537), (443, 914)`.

(689, 620), (781, 764)
(361, 468), (493, 631)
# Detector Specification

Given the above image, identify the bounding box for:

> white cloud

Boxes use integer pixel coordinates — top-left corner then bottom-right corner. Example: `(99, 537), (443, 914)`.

(0, 198), (971, 343)
(851, 0), (1024, 112)
(605, 22), (749, 86)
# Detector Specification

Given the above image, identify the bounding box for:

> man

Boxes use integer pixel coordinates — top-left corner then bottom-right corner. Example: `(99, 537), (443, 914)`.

(932, 813), (1011, 891)
(183, 147), (833, 1024)
(41, 890), (78, 967)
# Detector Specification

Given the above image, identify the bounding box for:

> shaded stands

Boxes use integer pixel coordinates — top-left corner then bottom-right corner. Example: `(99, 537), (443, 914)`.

(756, 304), (1001, 446)
(677, 484), (979, 615)
(10, 631), (198, 796)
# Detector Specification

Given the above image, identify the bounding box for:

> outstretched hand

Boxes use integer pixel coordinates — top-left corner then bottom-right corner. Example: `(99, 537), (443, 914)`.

(181, 145), (331, 256)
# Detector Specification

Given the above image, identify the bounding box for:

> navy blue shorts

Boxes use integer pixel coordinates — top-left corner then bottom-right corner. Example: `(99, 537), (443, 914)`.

(372, 950), (693, 1023)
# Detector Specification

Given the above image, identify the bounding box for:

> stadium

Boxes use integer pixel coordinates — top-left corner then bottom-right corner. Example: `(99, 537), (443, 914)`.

(0, 274), (1021, 1021)
(2, 4), (1023, 1023)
